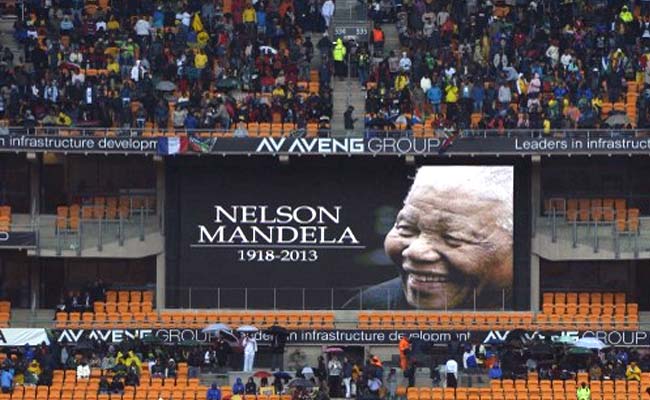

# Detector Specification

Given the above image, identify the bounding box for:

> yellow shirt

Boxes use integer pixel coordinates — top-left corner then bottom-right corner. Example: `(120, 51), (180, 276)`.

(195, 53), (208, 69)
(107, 61), (119, 73)
(242, 8), (256, 23)
(107, 20), (120, 30)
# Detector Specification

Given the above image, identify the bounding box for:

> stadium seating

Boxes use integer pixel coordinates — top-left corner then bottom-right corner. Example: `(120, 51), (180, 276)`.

(397, 372), (650, 400)
(358, 311), (534, 330)
(0, 301), (10, 327)
(0, 206), (11, 231)
(56, 195), (156, 232)
(539, 292), (638, 330)
(6, 363), (232, 400)
(56, 290), (334, 329)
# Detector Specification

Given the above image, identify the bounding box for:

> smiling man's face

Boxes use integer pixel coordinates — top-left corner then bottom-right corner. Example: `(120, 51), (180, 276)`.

(384, 181), (513, 309)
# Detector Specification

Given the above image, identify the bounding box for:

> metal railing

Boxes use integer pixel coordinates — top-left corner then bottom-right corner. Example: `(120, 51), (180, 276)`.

(165, 287), (520, 311)
(4, 126), (650, 139)
(538, 211), (650, 258)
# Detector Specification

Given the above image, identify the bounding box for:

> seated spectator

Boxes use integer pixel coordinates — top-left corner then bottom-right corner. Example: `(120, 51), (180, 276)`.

(110, 376), (125, 394)
(233, 377), (245, 395)
(626, 361), (641, 381)
(245, 377), (257, 395)
(165, 359), (177, 379)
(24, 360), (40, 385)
(488, 363), (503, 380)
(98, 376), (111, 394)
(1, 368), (13, 394)
(77, 360), (91, 380)
(207, 383), (221, 400)
(124, 366), (140, 387)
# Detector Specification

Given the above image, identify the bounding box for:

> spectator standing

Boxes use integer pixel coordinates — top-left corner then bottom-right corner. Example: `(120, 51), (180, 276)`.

(321, 0), (335, 30)
(327, 355), (342, 397)
(445, 358), (458, 389)
(242, 334), (258, 372)
(333, 39), (347, 78)
(76, 360), (91, 380)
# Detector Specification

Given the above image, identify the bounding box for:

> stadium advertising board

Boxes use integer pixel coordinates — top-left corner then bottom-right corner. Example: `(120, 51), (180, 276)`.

(0, 328), (49, 346)
(53, 328), (650, 347)
(0, 231), (37, 248)
(172, 164), (514, 310)
(0, 134), (650, 155)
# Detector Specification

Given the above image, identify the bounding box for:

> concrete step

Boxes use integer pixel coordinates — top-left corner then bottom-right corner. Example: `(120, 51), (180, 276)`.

(11, 309), (55, 328)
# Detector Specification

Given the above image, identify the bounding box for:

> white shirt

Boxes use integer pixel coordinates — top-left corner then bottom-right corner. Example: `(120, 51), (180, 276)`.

(131, 64), (142, 82)
(96, 21), (107, 31)
(321, 0), (335, 17)
(134, 19), (151, 36)
(420, 76), (432, 93)
(399, 57), (412, 71)
(77, 364), (91, 379)
(243, 337), (257, 354)
(445, 359), (458, 375)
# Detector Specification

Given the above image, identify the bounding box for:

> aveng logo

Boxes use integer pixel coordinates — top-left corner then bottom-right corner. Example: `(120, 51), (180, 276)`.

(255, 138), (365, 154)
(0, 232), (8, 241)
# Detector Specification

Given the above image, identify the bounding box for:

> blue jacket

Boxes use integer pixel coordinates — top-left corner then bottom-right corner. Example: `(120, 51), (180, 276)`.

(427, 86), (442, 104)
(488, 367), (502, 380)
(207, 385), (221, 400)
(232, 378), (245, 395)
(1, 370), (13, 388)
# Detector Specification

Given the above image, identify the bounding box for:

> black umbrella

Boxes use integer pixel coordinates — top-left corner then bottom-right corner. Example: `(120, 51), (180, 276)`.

(273, 371), (293, 380)
(178, 339), (203, 347)
(74, 340), (94, 350)
(264, 325), (289, 335)
(288, 378), (314, 388)
(142, 335), (163, 344)
(216, 78), (240, 91)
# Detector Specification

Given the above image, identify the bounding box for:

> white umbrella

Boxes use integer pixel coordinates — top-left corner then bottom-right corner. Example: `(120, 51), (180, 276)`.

(202, 323), (231, 334)
(237, 325), (259, 333)
(552, 334), (577, 345)
(574, 337), (608, 350)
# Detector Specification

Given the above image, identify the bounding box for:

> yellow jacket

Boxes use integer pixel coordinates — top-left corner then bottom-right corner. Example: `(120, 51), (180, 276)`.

(333, 39), (346, 61)
(445, 85), (458, 103)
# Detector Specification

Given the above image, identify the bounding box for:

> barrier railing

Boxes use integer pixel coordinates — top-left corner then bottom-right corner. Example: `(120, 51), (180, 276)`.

(165, 287), (521, 311)
(3, 126), (650, 139)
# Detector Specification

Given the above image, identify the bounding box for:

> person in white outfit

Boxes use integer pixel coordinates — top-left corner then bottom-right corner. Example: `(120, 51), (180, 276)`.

(242, 334), (258, 372)
(321, 0), (335, 29)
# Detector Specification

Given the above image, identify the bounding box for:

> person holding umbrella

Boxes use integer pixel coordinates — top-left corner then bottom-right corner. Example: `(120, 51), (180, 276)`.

(242, 333), (258, 372)
(327, 355), (342, 397)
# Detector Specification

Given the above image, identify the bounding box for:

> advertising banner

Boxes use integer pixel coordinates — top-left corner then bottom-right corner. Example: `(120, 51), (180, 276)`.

(0, 133), (649, 156)
(0, 231), (37, 248)
(53, 328), (650, 347)
(172, 163), (514, 310)
(0, 328), (49, 346)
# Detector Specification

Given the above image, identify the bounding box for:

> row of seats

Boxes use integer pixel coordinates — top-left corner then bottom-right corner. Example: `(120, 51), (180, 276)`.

(540, 303), (638, 317)
(534, 313), (638, 330)
(358, 312), (534, 330)
(55, 310), (335, 329)
(0, 205), (11, 231)
(0, 301), (10, 327)
(56, 196), (156, 230)
(543, 292), (628, 305)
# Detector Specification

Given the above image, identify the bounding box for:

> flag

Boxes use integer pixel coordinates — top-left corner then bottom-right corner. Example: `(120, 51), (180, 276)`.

(189, 134), (216, 153)
(438, 130), (458, 155)
(157, 136), (188, 155)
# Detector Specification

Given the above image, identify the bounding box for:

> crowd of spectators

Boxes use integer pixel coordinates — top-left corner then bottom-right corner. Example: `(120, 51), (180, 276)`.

(55, 279), (107, 313)
(364, 0), (650, 133)
(0, 0), (335, 133)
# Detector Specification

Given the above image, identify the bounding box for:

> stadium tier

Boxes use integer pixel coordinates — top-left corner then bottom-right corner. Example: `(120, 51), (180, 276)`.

(6, 0), (650, 399)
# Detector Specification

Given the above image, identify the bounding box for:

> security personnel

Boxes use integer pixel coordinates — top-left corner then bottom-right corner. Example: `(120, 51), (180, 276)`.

(620, 5), (634, 23)
(332, 38), (347, 78)
(577, 382), (590, 400)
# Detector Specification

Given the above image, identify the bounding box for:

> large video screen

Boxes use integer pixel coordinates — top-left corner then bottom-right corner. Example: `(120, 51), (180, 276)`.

(173, 162), (514, 310)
